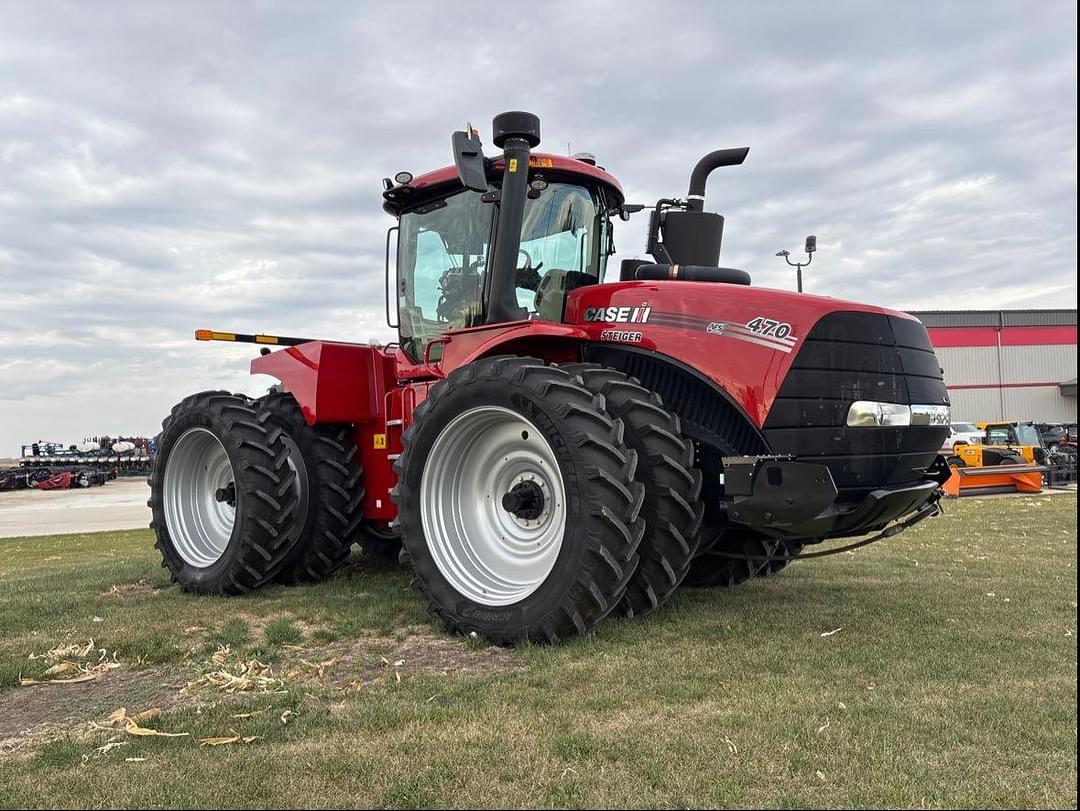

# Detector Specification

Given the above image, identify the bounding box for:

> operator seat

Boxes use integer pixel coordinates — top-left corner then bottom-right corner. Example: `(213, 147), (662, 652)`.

(534, 269), (596, 322)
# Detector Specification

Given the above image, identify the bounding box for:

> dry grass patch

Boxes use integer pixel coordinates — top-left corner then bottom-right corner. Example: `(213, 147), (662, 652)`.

(100, 582), (158, 599)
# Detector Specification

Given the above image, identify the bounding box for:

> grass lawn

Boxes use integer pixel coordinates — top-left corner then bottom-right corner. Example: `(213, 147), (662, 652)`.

(0, 494), (1075, 809)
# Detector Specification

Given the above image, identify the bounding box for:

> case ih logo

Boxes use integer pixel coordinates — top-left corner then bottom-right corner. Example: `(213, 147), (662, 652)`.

(583, 304), (652, 324)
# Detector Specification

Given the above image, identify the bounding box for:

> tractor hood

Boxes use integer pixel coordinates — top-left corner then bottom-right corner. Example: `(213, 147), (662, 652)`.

(565, 280), (946, 429)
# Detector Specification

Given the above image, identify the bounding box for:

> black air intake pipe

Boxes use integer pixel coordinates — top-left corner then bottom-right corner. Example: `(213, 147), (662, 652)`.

(686, 147), (749, 211)
(485, 111), (541, 325)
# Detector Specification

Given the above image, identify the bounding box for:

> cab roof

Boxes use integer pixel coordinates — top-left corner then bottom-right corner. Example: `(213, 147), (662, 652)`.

(382, 152), (624, 215)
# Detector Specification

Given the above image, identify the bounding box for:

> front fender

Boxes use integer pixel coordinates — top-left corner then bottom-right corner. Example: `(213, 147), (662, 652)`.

(438, 321), (589, 372)
(250, 341), (383, 425)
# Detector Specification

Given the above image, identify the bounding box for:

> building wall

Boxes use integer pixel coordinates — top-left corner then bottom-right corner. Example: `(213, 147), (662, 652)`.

(909, 311), (1077, 424)
(946, 388), (1005, 423)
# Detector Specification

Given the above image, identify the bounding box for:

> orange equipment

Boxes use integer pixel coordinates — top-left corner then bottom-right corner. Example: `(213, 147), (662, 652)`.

(942, 463), (1045, 497)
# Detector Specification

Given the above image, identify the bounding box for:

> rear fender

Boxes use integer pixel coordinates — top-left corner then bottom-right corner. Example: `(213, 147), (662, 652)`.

(250, 341), (384, 425)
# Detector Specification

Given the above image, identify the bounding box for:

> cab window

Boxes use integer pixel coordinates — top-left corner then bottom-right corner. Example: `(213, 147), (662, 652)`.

(516, 183), (606, 320)
(396, 181), (608, 361)
(1014, 425), (1040, 445)
(397, 191), (493, 361)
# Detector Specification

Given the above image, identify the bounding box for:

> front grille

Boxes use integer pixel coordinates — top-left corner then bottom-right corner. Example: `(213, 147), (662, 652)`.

(762, 312), (949, 494)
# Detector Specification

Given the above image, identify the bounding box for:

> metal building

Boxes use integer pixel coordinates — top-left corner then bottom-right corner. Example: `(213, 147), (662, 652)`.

(907, 309), (1077, 424)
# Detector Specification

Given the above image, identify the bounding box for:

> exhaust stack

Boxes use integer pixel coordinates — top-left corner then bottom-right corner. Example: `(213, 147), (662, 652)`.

(645, 147), (750, 269)
(686, 147), (749, 211)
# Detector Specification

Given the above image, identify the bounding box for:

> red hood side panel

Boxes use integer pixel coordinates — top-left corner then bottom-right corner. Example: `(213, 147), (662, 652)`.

(566, 281), (917, 428)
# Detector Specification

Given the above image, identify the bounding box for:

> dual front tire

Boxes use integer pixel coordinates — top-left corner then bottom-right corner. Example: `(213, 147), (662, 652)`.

(684, 530), (802, 588)
(393, 356), (709, 643)
(393, 357), (647, 644)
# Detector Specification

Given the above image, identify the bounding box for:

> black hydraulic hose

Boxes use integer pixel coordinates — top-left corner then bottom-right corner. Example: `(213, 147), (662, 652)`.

(706, 499), (943, 562)
(687, 147), (749, 211)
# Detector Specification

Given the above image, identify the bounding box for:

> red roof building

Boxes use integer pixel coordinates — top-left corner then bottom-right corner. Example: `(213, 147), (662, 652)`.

(909, 309), (1077, 424)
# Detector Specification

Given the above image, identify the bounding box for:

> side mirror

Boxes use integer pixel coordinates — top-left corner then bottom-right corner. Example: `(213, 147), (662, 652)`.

(452, 129), (488, 192)
(805, 234), (817, 254)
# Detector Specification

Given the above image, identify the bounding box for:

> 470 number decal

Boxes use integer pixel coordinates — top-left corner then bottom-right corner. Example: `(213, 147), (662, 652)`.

(746, 316), (792, 339)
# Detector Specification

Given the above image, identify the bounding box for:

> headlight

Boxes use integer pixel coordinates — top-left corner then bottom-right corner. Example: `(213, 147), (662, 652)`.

(910, 405), (951, 426)
(846, 402), (950, 427)
(846, 401), (911, 427)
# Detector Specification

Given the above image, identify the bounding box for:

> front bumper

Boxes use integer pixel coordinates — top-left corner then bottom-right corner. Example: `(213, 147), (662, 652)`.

(722, 454), (951, 539)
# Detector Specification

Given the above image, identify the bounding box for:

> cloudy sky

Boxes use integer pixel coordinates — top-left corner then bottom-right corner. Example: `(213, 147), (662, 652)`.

(0, 1), (1076, 455)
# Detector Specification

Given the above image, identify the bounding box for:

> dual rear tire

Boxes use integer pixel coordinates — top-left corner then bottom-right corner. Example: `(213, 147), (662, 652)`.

(150, 391), (363, 594)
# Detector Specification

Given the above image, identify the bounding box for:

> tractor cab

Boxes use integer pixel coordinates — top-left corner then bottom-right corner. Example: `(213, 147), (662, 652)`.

(381, 111), (752, 366)
(384, 154), (622, 363)
(976, 421), (1049, 465)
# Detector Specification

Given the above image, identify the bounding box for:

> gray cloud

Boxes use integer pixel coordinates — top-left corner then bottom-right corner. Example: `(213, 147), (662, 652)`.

(1, 0), (1076, 454)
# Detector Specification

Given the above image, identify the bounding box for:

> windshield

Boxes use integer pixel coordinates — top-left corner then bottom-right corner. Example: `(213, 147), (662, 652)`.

(986, 424), (1041, 446)
(952, 422), (977, 433)
(1015, 425), (1041, 445)
(515, 183), (605, 313)
(396, 181), (606, 360)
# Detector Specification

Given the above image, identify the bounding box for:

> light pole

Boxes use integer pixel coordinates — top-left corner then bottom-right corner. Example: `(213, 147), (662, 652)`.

(776, 235), (817, 293)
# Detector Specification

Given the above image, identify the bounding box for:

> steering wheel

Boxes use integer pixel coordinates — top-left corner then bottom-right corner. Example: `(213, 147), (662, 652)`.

(515, 248), (543, 291)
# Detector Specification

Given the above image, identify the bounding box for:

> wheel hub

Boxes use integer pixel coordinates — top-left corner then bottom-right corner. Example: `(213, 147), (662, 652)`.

(215, 482), (236, 507)
(501, 479), (546, 522)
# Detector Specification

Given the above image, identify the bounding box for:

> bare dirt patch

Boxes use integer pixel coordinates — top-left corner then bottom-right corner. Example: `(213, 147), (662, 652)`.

(287, 627), (523, 690)
(0, 628), (523, 759)
(0, 666), (189, 758)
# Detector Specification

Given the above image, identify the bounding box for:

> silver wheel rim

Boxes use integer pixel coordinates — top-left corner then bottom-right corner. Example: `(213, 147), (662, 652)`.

(163, 427), (237, 568)
(420, 405), (566, 606)
(162, 426), (308, 569)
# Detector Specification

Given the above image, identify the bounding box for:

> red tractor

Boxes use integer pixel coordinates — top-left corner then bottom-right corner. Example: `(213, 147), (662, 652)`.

(149, 111), (952, 643)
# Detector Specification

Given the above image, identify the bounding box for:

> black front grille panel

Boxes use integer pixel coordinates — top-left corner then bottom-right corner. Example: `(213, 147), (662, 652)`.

(763, 312), (949, 494)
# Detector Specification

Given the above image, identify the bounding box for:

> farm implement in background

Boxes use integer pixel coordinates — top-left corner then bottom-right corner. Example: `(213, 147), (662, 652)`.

(19, 436), (155, 476)
(944, 420), (1077, 495)
(0, 465), (112, 492)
